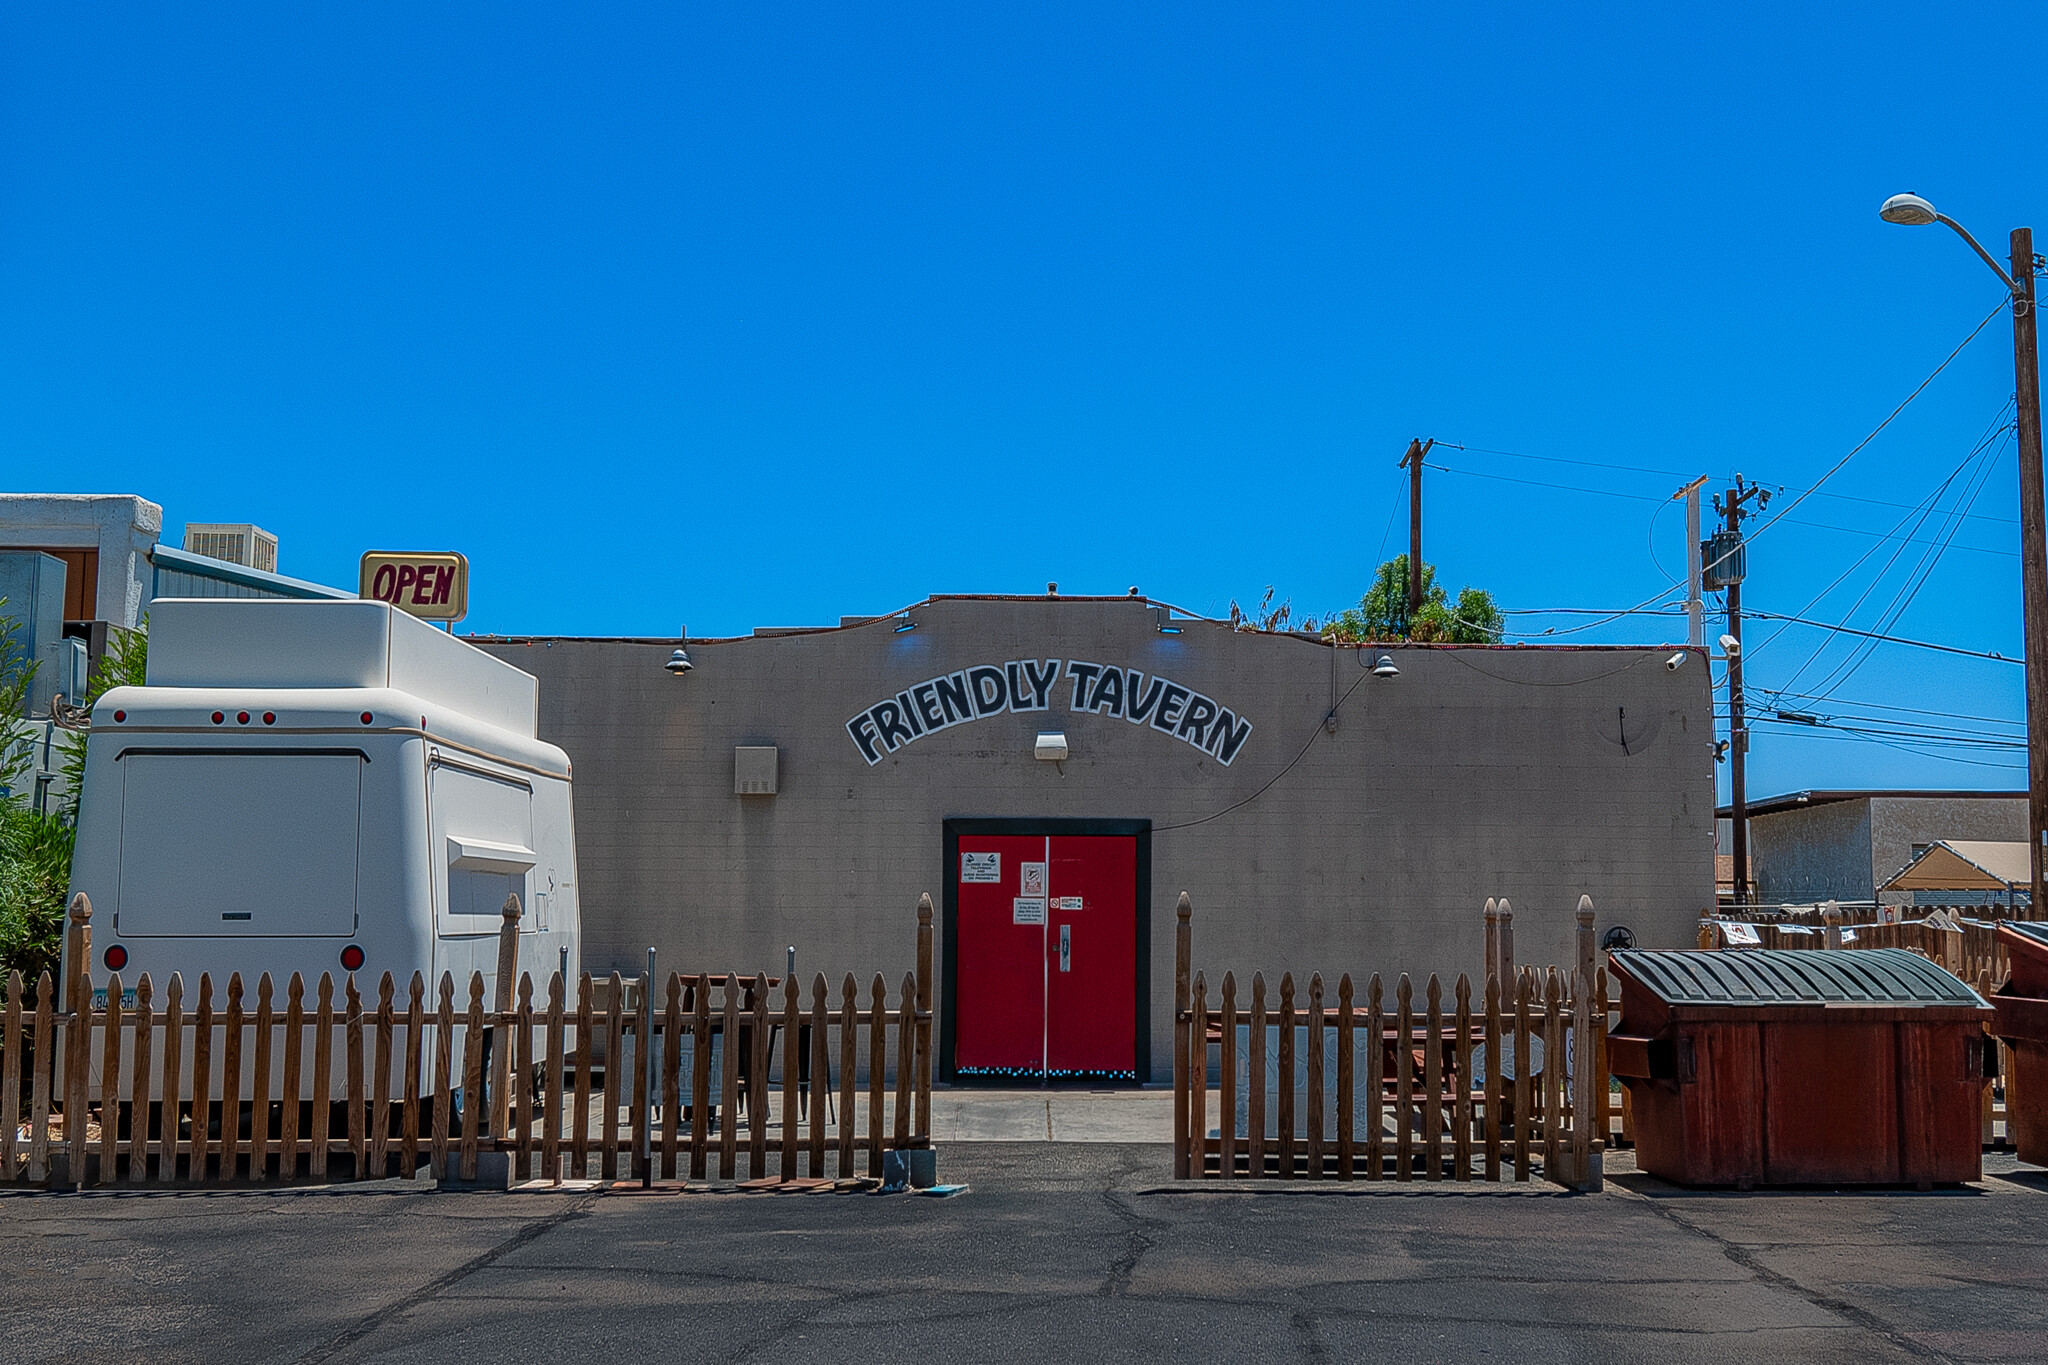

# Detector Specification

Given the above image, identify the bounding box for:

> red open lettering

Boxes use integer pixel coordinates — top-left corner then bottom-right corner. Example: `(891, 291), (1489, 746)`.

(371, 564), (397, 601)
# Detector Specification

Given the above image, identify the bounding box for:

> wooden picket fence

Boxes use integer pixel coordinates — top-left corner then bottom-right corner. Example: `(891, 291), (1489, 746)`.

(1701, 915), (2010, 986)
(1172, 894), (1608, 1190)
(4, 894), (935, 1190)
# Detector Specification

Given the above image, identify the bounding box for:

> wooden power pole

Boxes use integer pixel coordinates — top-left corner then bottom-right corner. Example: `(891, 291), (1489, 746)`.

(2010, 228), (2048, 917)
(1399, 438), (1435, 617)
(1712, 476), (1769, 907)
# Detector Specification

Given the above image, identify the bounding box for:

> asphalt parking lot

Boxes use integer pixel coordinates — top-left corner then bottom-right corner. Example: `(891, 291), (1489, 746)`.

(6, 1144), (2048, 1365)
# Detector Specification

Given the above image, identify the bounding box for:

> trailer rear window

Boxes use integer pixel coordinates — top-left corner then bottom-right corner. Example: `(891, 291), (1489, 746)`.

(117, 752), (362, 937)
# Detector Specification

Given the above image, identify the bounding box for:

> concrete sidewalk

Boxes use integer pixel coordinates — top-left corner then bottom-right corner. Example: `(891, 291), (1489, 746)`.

(929, 1086), (1172, 1141)
(6, 1145), (2048, 1363)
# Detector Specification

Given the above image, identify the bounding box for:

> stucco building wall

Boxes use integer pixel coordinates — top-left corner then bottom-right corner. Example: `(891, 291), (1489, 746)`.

(479, 595), (1715, 1078)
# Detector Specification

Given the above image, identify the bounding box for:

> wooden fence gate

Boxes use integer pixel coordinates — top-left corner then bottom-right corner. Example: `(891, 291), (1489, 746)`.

(1172, 893), (1608, 1190)
(3, 894), (935, 1190)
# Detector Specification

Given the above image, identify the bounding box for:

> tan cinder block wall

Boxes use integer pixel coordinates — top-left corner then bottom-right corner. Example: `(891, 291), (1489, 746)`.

(479, 596), (1714, 1079)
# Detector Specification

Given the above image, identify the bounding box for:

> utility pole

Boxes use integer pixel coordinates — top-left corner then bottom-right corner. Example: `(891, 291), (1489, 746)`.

(1399, 438), (1435, 617)
(1880, 194), (2048, 917)
(1710, 476), (1770, 907)
(1675, 475), (1709, 650)
(2011, 228), (2048, 917)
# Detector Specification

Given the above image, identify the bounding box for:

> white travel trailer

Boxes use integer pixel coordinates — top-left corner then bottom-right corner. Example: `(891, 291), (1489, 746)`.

(67, 597), (581, 1012)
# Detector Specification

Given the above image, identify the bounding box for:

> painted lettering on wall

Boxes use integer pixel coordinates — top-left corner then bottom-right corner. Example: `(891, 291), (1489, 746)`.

(844, 659), (1253, 767)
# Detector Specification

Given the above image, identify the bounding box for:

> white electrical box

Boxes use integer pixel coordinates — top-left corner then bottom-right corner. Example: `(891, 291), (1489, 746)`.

(735, 745), (779, 796)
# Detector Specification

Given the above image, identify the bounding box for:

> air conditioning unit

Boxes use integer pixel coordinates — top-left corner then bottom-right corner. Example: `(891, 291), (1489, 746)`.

(184, 523), (279, 574)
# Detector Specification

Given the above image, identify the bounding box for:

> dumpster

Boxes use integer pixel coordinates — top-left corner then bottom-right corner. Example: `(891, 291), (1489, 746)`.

(1991, 920), (2048, 1165)
(1607, 948), (1992, 1187)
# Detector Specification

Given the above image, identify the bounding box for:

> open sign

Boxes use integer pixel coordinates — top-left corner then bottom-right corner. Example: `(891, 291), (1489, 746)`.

(359, 551), (469, 622)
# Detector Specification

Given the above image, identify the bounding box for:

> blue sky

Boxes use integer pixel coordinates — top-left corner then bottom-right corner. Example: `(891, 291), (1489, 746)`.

(3, 4), (2042, 800)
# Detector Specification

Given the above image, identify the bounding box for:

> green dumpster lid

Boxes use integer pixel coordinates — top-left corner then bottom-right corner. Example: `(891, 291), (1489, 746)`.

(2002, 921), (2048, 950)
(1609, 948), (1987, 1008)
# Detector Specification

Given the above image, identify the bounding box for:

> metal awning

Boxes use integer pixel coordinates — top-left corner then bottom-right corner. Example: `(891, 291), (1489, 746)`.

(1610, 948), (1986, 1007)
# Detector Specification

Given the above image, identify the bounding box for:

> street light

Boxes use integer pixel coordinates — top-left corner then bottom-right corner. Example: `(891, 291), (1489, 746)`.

(1882, 192), (2047, 915)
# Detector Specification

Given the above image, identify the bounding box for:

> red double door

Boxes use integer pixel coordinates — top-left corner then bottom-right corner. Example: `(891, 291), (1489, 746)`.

(952, 832), (1141, 1081)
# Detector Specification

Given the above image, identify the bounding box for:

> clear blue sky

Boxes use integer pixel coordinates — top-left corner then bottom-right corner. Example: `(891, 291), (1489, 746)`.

(4, 4), (2043, 801)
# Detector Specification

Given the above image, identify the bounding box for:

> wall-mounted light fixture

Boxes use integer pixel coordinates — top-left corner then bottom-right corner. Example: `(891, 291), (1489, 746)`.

(893, 616), (917, 633)
(1034, 731), (1069, 761)
(1371, 653), (1400, 678)
(665, 648), (693, 675)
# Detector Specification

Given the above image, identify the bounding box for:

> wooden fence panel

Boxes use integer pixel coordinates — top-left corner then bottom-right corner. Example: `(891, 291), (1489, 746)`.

(691, 978), (713, 1181)
(311, 974), (335, 1181)
(662, 974), (683, 1182)
(99, 973), (124, 1185)
(28, 975), (52, 1184)
(808, 976), (828, 1178)
(221, 975), (245, 1183)
(1276, 973), (1296, 1179)
(1335, 975), (1354, 1181)
(1512, 969), (1532, 1182)
(2, 971), (21, 1183)
(1394, 974), (1413, 1182)
(247, 975), (268, 1183)
(837, 975), (857, 1178)
(1306, 974), (1325, 1180)
(866, 975), (885, 1177)
(720, 976), (740, 1180)
(159, 973), (184, 1186)
(1453, 975), (1473, 1182)
(602, 971), (624, 1182)
(1189, 974), (1208, 1178)
(1219, 973), (1238, 1179)
(402, 974), (424, 1180)
(544, 974), (566, 1184)
(1424, 975), (1443, 1182)
(1247, 973), (1267, 1178)
(1364, 975), (1383, 1180)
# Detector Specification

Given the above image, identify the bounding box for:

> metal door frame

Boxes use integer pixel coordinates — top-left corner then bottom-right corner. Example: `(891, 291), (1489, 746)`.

(940, 817), (1152, 1085)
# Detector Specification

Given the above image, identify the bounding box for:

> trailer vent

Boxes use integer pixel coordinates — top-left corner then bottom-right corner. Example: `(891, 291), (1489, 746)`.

(735, 746), (778, 796)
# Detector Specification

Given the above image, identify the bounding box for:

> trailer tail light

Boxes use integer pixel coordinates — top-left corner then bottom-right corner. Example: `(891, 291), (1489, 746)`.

(104, 944), (128, 971)
(113, 710), (125, 722)
(340, 944), (365, 972)
(360, 712), (374, 725)
(211, 711), (225, 724)
(263, 712), (276, 725)
(236, 711), (250, 724)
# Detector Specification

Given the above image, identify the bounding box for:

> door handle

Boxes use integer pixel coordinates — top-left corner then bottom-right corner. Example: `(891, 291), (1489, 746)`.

(1060, 924), (1071, 973)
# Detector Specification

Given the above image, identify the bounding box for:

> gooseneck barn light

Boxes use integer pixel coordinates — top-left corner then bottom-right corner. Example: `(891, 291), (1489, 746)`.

(1371, 653), (1400, 678)
(665, 648), (693, 675)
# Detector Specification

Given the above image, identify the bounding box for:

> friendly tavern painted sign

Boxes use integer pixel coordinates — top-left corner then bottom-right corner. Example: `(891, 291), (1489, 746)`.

(845, 660), (1253, 766)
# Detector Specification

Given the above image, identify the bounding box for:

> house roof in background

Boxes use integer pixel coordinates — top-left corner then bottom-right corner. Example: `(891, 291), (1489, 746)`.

(1880, 841), (2030, 894)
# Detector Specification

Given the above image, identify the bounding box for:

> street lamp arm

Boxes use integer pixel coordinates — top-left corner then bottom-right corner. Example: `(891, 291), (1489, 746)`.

(1935, 213), (2019, 292)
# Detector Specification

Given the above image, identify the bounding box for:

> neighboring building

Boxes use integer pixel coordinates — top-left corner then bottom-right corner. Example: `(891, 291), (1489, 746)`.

(1, 492), (349, 810)
(477, 593), (1716, 1081)
(1880, 840), (2030, 912)
(1728, 789), (2028, 913)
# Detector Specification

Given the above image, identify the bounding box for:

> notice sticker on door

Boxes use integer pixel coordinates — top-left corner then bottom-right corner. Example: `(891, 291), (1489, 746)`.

(1020, 862), (1046, 897)
(1012, 897), (1047, 925)
(1054, 896), (1083, 911)
(961, 852), (1001, 884)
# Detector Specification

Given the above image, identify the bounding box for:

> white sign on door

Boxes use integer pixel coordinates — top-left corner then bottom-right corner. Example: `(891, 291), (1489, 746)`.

(1020, 862), (1046, 898)
(961, 852), (1001, 884)
(1054, 896), (1083, 911)
(1013, 897), (1047, 926)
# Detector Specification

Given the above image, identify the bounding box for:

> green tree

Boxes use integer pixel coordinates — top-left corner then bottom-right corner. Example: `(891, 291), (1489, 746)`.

(1320, 555), (1504, 644)
(0, 599), (71, 986)
(57, 619), (148, 822)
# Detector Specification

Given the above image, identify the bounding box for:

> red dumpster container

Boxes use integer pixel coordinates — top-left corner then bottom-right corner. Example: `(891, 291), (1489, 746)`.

(1991, 921), (2048, 1165)
(1608, 948), (1992, 1187)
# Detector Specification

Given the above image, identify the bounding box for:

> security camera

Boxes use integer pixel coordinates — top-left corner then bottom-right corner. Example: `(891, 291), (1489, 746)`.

(1719, 633), (1741, 655)
(1665, 652), (1687, 671)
